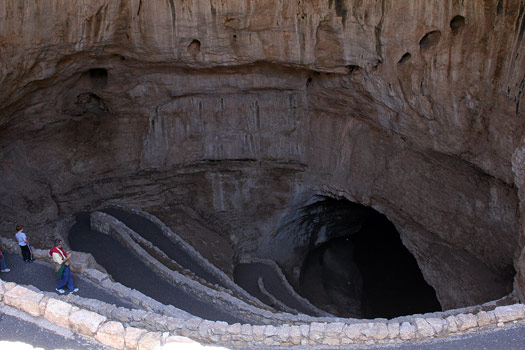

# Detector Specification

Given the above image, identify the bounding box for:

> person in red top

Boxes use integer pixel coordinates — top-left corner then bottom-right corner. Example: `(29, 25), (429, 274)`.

(49, 239), (78, 294)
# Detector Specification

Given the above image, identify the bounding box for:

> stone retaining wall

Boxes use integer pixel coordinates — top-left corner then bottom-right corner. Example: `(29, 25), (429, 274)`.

(91, 211), (285, 324)
(104, 203), (257, 304)
(4, 209), (525, 348)
(2, 277), (525, 349)
(90, 209), (522, 327)
(239, 257), (331, 317)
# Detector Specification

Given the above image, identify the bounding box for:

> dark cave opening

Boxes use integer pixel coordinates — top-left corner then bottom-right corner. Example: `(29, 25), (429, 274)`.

(297, 199), (441, 319)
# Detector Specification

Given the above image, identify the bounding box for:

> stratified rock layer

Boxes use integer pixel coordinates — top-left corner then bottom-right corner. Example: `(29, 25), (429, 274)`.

(0, 0), (524, 311)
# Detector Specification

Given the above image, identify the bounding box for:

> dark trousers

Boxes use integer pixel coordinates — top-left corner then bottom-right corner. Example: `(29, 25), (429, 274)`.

(20, 245), (31, 261)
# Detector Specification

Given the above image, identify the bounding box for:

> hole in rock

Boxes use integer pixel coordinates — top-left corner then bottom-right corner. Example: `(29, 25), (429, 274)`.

(347, 65), (360, 74)
(398, 52), (411, 64)
(87, 68), (108, 88)
(419, 30), (441, 51)
(450, 15), (466, 35)
(296, 199), (441, 319)
(187, 39), (201, 57)
(306, 77), (313, 87)
(497, 0), (504, 16)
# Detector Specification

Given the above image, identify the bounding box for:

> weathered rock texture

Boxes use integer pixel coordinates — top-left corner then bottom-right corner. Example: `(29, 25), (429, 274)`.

(0, 0), (524, 311)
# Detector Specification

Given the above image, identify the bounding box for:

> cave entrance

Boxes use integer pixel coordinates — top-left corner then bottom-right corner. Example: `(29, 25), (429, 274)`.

(297, 199), (441, 319)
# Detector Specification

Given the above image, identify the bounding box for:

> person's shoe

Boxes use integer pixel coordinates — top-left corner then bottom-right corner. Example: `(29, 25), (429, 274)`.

(71, 288), (79, 293)
(56, 288), (65, 294)
(0, 268), (10, 272)
(28, 259), (34, 263)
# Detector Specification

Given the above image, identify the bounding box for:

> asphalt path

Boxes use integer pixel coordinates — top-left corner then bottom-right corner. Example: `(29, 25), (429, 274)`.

(0, 252), (130, 350)
(3, 212), (525, 349)
(0, 252), (135, 309)
(68, 212), (248, 324)
(234, 262), (315, 315)
(0, 310), (110, 350)
(102, 207), (224, 288)
(105, 208), (318, 316)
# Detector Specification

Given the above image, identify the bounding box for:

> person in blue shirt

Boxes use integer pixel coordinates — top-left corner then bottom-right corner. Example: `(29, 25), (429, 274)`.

(15, 225), (34, 262)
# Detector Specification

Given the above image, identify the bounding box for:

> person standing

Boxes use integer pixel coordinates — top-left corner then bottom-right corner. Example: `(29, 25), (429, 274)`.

(0, 236), (10, 272)
(49, 239), (78, 294)
(15, 225), (33, 262)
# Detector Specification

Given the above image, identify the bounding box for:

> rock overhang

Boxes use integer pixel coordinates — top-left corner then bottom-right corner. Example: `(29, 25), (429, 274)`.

(1, 0), (525, 312)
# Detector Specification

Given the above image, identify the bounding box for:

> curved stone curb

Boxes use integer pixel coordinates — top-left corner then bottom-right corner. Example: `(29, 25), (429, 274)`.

(89, 210), (525, 325)
(257, 276), (299, 315)
(91, 211), (282, 324)
(100, 203), (262, 305)
(90, 210), (359, 325)
(240, 256), (332, 317)
(94, 209), (269, 314)
(2, 278), (525, 348)
(0, 281), (206, 350)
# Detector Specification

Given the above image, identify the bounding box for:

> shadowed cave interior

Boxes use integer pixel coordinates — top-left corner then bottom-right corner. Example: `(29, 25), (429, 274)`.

(294, 199), (441, 319)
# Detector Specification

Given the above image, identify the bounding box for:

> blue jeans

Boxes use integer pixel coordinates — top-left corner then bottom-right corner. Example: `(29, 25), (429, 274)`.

(0, 253), (7, 270)
(56, 266), (74, 291)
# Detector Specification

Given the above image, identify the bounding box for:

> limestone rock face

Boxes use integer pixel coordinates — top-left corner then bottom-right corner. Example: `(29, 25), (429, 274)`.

(0, 0), (524, 310)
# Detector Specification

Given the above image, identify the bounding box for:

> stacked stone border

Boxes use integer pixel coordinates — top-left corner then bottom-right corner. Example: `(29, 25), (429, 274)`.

(91, 211), (286, 324)
(101, 203), (257, 304)
(92, 209), (346, 322)
(91, 209), (524, 325)
(238, 256), (331, 317)
(93, 209), (348, 324)
(2, 208), (525, 347)
(2, 239), (525, 347)
(2, 277), (525, 349)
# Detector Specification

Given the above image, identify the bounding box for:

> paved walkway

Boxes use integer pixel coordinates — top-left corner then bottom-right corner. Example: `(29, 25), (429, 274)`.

(0, 252), (130, 350)
(68, 212), (247, 324)
(1, 253), (136, 309)
(103, 208), (318, 316)
(3, 209), (525, 349)
(102, 207), (225, 288)
(234, 262), (315, 315)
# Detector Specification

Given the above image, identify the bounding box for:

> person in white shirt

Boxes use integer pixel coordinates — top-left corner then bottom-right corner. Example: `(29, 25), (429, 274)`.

(49, 239), (78, 294)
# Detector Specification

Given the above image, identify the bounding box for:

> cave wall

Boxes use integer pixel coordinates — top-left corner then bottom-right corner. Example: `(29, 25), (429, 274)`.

(1, 0), (524, 309)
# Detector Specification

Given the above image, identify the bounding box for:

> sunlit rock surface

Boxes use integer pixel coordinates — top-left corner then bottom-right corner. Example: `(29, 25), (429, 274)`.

(1, 0), (524, 311)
